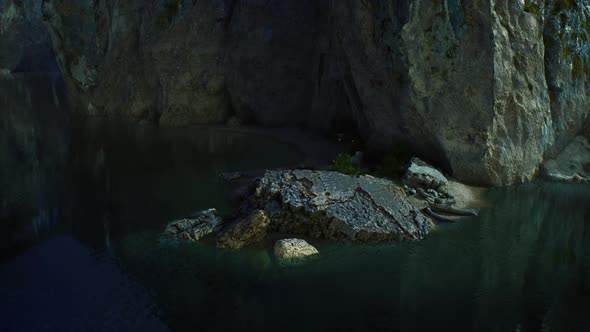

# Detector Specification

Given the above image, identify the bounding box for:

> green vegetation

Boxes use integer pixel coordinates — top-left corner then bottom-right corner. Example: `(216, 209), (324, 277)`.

(157, 0), (179, 30)
(331, 153), (361, 176)
(551, 0), (577, 15)
(524, 1), (541, 16)
(543, 3), (590, 81)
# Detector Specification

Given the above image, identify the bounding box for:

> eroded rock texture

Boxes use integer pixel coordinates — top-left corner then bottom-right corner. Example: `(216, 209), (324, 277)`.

(252, 170), (433, 242)
(40, 0), (590, 186)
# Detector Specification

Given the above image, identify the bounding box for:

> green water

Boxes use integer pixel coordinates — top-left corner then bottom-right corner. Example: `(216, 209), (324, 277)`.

(117, 183), (590, 332)
(1, 76), (589, 331)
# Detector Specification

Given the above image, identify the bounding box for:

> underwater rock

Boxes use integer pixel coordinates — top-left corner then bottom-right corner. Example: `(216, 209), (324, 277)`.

(543, 136), (590, 184)
(274, 238), (319, 260)
(252, 170), (432, 242)
(164, 209), (222, 241)
(217, 210), (271, 249)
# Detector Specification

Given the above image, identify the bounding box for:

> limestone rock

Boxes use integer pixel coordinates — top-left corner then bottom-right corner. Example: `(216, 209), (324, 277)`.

(38, 0), (590, 186)
(217, 210), (271, 249)
(224, 0), (319, 126)
(403, 158), (448, 191)
(0, 0), (57, 72)
(42, 0), (230, 124)
(274, 239), (319, 260)
(543, 136), (590, 184)
(252, 170), (433, 242)
(164, 209), (222, 241)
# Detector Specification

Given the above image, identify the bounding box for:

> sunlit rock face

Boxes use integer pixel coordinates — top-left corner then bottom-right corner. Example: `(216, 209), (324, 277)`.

(0, 0), (58, 72)
(41, 0), (590, 186)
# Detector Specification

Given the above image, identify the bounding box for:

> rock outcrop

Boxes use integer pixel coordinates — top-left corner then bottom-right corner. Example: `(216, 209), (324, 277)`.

(39, 1), (590, 186)
(403, 158), (449, 192)
(1, 0), (58, 72)
(252, 170), (433, 242)
(163, 209), (222, 241)
(217, 209), (271, 249)
(274, 239), (319, 261)
(164, 170), (433, 246)
(543, 136), (590, 184)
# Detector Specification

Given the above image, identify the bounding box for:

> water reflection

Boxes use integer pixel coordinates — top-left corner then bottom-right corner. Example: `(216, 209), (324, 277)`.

(117, 183), (590, 331)
(0, 74), (69, 257)
(397, 183), (590, 331)
(1, 74), (304, 259)
(1, 76), (589, 331)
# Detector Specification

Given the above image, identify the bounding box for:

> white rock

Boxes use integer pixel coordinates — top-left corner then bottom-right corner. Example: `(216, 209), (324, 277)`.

(274, 238), (319, 260)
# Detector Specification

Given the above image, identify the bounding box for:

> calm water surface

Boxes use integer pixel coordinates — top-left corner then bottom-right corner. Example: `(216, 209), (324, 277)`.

(1, 76), (589, 332)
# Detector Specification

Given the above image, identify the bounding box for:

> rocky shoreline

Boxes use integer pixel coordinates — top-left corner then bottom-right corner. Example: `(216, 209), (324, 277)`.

(163, 158), (487, 260)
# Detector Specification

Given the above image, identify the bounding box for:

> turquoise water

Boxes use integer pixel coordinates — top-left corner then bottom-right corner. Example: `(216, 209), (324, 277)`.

(1, 76), (590, 331)
(117, 183), (590, 332)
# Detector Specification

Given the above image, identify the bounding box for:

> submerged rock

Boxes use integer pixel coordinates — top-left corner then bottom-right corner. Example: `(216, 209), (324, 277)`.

(217, 210), (271, 249)
(274, 238), (319, 260)
(164, 209), (222, 241)
(253, 170), (432, 242)
(543, 136), (590, 184)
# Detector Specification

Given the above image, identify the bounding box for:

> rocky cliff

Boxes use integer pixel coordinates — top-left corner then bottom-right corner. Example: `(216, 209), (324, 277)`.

(39, 0), (590, 186)
(0, 0), (58, 72)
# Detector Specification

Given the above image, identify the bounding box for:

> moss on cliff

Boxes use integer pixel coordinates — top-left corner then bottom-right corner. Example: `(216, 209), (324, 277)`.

(544, 1), (590, 81)
(524, 1), (542, 17)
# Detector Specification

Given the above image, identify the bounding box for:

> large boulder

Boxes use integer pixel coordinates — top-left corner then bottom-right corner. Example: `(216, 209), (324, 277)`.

(403, 158), (449, 191)
(543, 136), (590, 184)
(252, 170), (433, 242)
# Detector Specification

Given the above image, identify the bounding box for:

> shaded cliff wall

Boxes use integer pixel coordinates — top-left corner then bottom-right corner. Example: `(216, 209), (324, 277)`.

(0, 0), (58, 72)
(40, 0), (590, 186)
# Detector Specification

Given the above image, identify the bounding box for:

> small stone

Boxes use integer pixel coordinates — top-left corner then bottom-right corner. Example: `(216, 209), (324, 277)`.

(426, 189), (439, 197)
(274, 238), (319, 260)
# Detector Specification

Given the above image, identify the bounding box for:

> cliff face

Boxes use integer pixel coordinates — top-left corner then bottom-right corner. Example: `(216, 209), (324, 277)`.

(0, 0), (58, 72)
(40, 0), (590, 186)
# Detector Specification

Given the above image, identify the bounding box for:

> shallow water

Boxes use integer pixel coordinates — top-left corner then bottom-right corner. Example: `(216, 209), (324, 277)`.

(1, 76), (590, 332)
